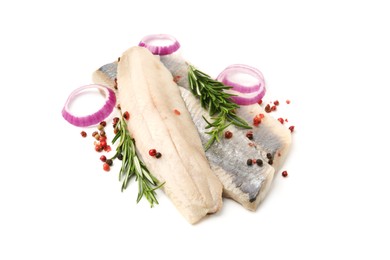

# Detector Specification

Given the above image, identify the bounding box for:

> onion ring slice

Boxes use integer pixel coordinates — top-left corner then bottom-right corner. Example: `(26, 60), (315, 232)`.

(62, 84), (116, 127)
(139, 34), (181, 55)
(217, 64), (266, 105)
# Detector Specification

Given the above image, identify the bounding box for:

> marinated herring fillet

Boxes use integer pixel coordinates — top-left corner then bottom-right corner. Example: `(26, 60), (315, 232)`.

(94, 56), (291, 172)
(116, 47), (222, 224)
(180, 87), (274, 209)
(94, 54), (275, 210)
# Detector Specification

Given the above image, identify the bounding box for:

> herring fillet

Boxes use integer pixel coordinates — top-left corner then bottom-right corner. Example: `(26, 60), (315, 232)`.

(116, 47), (222, 224)
(180, 87), (275, 210)
(93, 57), (275, 210)
(93, 56), (291, 172)
(160, 54), (292, 171)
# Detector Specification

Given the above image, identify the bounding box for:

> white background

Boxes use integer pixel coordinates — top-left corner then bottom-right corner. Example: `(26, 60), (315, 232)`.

(1, 0), (389, 259)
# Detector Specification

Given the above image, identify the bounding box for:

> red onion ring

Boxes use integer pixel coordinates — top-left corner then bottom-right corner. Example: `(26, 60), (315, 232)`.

(217, 64), (264, 93)
(217, 64), (266, 105)
(62, 84), (116, 127)
(139, 34), (181, 55)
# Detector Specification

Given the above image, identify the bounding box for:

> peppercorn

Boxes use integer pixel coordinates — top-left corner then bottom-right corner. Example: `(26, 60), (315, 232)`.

(246, 131), (253, 140)
(224, 131), (233, 139)
(265, 104), (271, 113)
(274, 100), (280, 106)
(97, 124), (104, 131)
(149, 149), (157, 156)
(155, 152), (162, 159)
(278, 118), (284, 124)
(100, 121), (107, 127)
(92, 131), (98, 137)
(256, 159), (263, 167)
(100, 155), (107, 162)
(173, 109), (181, 115)
(282, 171), (288, 177)
(113, 117), (119, 126)
(246, 159), (253, 166)
(117, 154), (123, 160)
(266, 153), (273, 159)
(106, 159), (113, 166)
(95, 144), (103, 152)
(289, 126), (295, 133)
(268, 159), (273, 165)
(103, 163), (110, 171)
(123, 111), (130, 120)
(81, 131), (87, 137)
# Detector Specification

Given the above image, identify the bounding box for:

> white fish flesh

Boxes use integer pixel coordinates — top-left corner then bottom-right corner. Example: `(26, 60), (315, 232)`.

(116, 47), (223, 224)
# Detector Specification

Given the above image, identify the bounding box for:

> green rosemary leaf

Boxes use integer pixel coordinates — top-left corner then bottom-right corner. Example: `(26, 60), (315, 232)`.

(111, 116), (163, 207)
(188, 65), (251, 149)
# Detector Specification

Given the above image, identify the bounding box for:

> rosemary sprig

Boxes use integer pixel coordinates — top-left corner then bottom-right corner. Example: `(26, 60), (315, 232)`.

(111, 116), (163, 207)
(188, 65), (251, 149)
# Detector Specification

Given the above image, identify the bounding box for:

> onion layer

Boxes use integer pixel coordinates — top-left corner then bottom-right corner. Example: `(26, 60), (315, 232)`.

(139, 34), (181, 56)
(62, 84), (116, 127)
(217, 64), (266, 105)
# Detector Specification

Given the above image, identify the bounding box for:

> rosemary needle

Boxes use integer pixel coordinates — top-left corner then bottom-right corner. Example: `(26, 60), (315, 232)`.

(188, 65), (251, 149)
(111, 115), (164, 207)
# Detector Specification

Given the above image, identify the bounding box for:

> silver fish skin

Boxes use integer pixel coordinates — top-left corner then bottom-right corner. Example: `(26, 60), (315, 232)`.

(93, 60), (275, 210)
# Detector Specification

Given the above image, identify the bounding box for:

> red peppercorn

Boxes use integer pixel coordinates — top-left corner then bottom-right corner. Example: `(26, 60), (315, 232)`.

(282, 171), (288, 177)
(100, 140), (107, 148)
(278, 118), (284, 124)
(253, 114), (264, 126)
(100, 155), (107, 162)
(95, 144), (103, 152)
(104, 145), (112, 152)
(258, 99), (263, 105)
(100, 121), (107, 127)
(149, 149), (157, 156)
(274, 100), (279, 106)
(123, 111), (130, 120)
(265, 104), (271, 113)
(173, 109), (181, 115)
(80, 131), (87, 137)
(224, 131), (233, 139)
(103, 163), (110, 171)
(271, 105), (277, 111)
(286, 99), (291, 104)
(113, 117), (119, 126)
(289, 126), (295, 133)
(246, 131), (253, 140)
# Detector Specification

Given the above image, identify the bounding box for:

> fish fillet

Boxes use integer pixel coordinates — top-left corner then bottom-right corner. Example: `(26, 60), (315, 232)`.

(180, 87), (275, 210)
(94, 55), (291, 172)
(160, 54), (291, 171)
(93, 55), (276, 210)
(116, 47), (222, 224)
